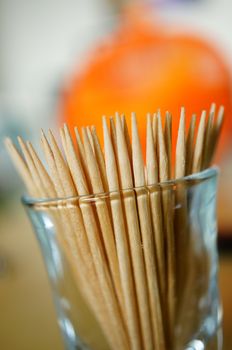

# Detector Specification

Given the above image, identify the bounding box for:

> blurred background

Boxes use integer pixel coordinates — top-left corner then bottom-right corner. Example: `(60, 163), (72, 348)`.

(0, 0), (232, 349)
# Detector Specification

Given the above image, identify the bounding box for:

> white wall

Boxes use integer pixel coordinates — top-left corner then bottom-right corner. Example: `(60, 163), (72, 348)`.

(0, 0), (113, 129)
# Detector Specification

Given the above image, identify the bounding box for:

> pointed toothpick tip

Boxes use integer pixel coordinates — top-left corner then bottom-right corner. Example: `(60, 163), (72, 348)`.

(210, 102), (216, 114)
(4, 137), (13, 147)
(218, 105), (225, 116)
(180, 106), (185, 117)
(63, 123), (69, 131)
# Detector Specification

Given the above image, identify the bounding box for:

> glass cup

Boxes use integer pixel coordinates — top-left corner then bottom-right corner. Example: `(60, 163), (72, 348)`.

(22, 168), (222, 350)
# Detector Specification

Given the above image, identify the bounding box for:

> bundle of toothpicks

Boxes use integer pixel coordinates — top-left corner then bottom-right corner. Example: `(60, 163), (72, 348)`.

(5, 104), (223, 350)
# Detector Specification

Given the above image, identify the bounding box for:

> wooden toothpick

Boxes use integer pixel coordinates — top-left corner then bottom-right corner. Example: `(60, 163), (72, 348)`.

(132, 113), (166, 349)
(192, 111), (206, 173)
(116, 113), (153, 350)
(186, 114), (196, 175)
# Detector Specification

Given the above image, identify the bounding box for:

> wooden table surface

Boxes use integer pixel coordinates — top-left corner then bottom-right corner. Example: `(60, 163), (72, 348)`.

(0, 199), (232, 350)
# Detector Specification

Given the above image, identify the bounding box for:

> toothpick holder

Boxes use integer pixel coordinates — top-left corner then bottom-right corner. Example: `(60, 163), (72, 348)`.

(22, 168), (222, 350)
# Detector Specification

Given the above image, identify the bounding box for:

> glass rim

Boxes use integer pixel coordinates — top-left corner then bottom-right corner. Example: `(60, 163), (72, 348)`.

(22, 166), (219, 207)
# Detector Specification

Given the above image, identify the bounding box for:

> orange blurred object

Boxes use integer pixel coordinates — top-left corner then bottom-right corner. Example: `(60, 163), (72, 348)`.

(61, 6), (232, 154)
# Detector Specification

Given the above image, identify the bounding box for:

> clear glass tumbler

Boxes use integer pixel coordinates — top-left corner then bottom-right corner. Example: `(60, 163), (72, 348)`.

(22, 168), (222, 350)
